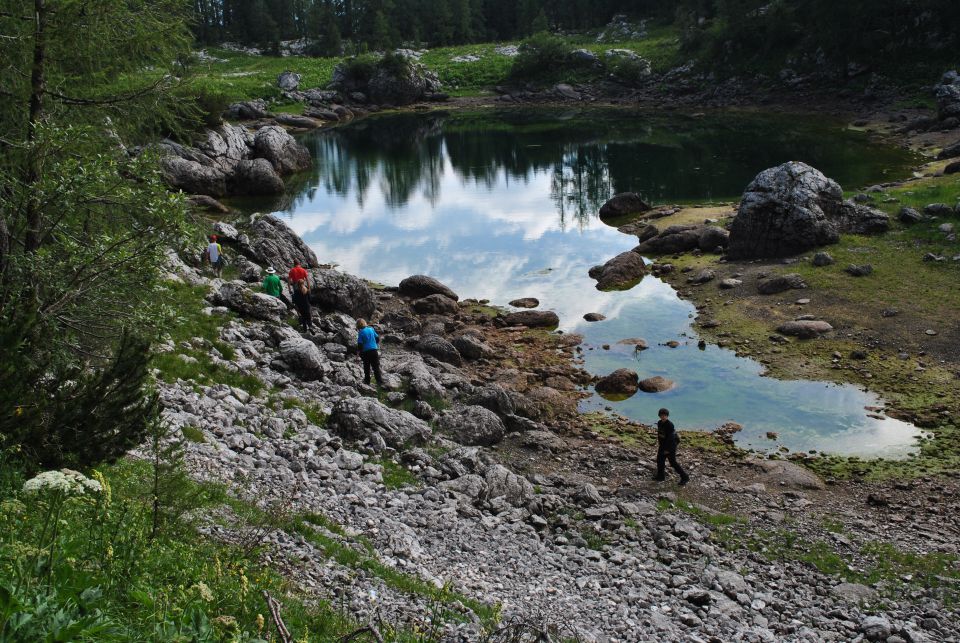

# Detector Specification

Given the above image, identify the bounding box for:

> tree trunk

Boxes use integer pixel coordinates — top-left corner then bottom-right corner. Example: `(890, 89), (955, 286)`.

(24, 0), (48, 253)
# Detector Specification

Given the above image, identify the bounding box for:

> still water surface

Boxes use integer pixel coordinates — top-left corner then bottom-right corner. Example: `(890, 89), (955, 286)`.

(259, 109), (924, 457)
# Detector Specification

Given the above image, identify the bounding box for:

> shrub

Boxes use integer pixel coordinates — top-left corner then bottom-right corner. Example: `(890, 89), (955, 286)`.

(509, 32), (573, 80)
(606, 56), (653, 86)
(192, 86), (232, 126)
(332, 53), (379, 91)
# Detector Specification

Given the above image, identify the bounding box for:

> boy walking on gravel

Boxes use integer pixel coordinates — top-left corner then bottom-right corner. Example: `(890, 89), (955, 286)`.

(654, 408), (689, 486)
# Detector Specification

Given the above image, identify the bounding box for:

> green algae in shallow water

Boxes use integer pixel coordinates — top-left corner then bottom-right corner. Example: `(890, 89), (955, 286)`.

(235, 109), (923, 459)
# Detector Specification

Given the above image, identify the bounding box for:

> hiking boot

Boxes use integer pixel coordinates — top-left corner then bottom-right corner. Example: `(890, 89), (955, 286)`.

(678, 477), (690, 486)
(652, 475), (665, 482)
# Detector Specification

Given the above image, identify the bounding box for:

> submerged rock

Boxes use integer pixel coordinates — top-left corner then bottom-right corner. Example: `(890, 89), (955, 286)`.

(502, 310), (559, 328)
(595, 369), (639, 396)
(639, 376), (675, 393)
(589, 251), (646, 290)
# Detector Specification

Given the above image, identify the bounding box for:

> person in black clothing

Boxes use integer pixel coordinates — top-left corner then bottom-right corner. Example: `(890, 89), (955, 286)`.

(654, 408), (689, 486)
(291, 279), (314, 333)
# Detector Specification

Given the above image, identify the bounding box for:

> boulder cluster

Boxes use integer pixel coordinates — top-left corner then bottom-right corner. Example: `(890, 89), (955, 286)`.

(159, 124), (310, 197)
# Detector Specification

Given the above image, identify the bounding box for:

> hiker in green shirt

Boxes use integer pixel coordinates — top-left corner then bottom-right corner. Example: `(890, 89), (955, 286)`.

(262, 267), (291, 307)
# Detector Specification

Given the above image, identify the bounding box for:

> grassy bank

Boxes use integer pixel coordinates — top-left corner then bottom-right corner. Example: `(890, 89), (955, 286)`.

(186, 26), (683, 108)
(650, 172), (960, 480)
(0, 452), (499, 641)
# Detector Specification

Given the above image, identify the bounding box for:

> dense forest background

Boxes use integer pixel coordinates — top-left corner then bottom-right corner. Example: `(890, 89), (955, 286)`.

(193, 0), (960, 70)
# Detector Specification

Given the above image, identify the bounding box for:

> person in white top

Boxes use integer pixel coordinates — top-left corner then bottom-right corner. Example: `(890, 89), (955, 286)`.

(204, 234), (224, 277)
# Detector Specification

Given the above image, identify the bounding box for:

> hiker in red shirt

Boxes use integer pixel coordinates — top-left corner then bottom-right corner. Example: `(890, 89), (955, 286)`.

(288, 261), (309, 288)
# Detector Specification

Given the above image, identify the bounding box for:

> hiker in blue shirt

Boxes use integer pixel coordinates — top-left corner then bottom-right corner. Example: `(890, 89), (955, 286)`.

(356, 319), (383, 387)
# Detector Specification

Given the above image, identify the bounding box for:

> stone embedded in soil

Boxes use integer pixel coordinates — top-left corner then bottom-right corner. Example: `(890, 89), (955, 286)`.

(718, 278), (742, 289)
(925, 203), (954, 217)
(687, 269), (716, 285)
(508, 297), (539, 308)
(757, 273), (807, 295)
(595, 368), (639, 396)
(751, 458), (826, 490)
(812, 251), (834, 266)
(845, 264), (873, 277)
(898, 207), (923, 224)
(777, 320), (833, 339)
(638, 376), (675, 393)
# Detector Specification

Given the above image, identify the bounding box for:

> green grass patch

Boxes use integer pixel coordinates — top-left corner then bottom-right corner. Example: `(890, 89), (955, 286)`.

(152, 281), (264, 395)
(279, 397), (329, 428)
(718, 524), (960, 604)
(181, 425), (206, 444)
(0, 457), (363, 641)
(373, 458), (419, 490)
(657, 497), (742, 527)
(288, 517), (500, 628)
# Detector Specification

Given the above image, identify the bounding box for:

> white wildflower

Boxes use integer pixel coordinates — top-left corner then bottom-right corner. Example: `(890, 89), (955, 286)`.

(193, 582), (214, 602)
(22, 469), (103, 497)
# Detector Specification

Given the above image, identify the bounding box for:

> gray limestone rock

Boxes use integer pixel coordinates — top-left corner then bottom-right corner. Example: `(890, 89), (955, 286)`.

(413, 294), (459, 315)
(398, 275), (459, 301)
(211, 281), (288, 322)
(483, 464), (535, 507)
(438, 405), (506, 446)
(757, 273), (807, 295)
(278, 337), (330, 380)
(328, 397), (431, 449)
(776, 320), (833, 339)
(452, 335), (494, 360)
(415, 334), (462, 366)
(599, 192), (651, 220)
(309, 268), (377, 320)
(589, 251), (646, 291)
(727, 162), (843, 259)
(253, 125), (312, 175)
(246, 214), (320, 270)
(502, 310), (559, 328)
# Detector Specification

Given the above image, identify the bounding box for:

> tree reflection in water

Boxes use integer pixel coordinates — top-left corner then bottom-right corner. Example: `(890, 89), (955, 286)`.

(274, 108), (915, 228)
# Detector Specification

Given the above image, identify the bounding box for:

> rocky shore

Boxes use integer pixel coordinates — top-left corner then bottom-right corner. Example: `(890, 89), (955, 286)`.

(154, 213), (960, 641)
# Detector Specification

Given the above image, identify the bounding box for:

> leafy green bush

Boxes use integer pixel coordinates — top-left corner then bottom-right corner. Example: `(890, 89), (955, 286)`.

(509, 32), (573, 80)
(192, 86), (232, 126)
(333, 53), (379, 90)
(606, 56), (652, 86)
(0, 457), (358, 640)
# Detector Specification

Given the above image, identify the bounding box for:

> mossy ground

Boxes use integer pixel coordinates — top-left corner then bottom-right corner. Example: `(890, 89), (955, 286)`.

(642, 174), (960, 480)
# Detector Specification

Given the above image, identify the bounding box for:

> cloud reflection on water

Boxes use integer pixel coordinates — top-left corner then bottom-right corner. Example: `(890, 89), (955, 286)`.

(269, 110), (924, 458)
